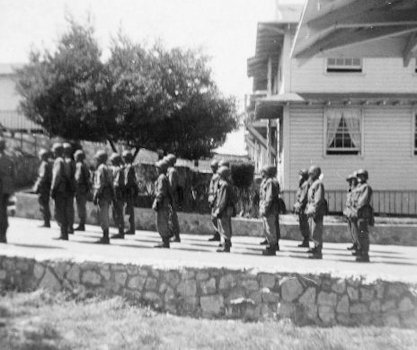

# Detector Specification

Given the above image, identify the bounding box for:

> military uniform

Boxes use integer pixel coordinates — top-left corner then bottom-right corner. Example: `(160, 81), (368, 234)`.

(153, 161), (171, 248)
(124, 159), (137, 235)
(259, 166), (280, 255)
(343, 174), (359, 251)
(93, 154), (113, 244)
(63, 145), (76, 233)
(208, 171), (220, 240)
(294, 174), (309, 247)
(110, 157), (125, 238)
(305, 167), (326, 258)
(74, 152), (90, 231)
(33, 155), (52, 227)
(167, 161), (180, 241)
(0, 143), (15, 243)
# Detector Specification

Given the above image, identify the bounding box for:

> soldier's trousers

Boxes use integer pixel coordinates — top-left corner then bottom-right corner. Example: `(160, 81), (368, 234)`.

(218, 209), (233, 240)
(347, 218), (359, 246)
(75, 192), (87, 225)
(98, 198), (110, 232)
(38, 192), (51, 224)
(0, 194), (9, 237)
(262, 213), (278, 246)
(169, 204), (180, 238)
(357, 218), (370, 255)
(54, 193), (71, 234)
(308, 216), (323, 249)
(112, 198), (125, 232)
(298, 212), (309, 240)
(125, 197), (135, 233)
(156, 206), (170, 239)
(68, 194), (75, 229)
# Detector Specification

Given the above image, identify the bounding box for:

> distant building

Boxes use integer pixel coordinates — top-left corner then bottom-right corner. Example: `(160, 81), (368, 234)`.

(246, 0), (417, 215)
(0, 63), (42, 133)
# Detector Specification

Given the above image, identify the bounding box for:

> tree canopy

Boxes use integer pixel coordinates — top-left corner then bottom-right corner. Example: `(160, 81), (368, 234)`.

(15, 20), (238, 159)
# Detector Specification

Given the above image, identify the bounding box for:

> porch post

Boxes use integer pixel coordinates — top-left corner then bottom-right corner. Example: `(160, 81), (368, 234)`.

(266, 56), (274, 165)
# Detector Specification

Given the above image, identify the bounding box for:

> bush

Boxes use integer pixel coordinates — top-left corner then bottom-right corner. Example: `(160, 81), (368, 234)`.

(230, 162), (255, 189)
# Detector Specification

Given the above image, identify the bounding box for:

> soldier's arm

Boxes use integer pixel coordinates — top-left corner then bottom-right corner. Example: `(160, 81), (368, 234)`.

(216, 184), (227, 216)
(155, 176), (165, 206)
(356, 185), (371, 210)
(51, 160), (62, 193)
(263, 181), (274, 215)
(33, 163), (45, 192)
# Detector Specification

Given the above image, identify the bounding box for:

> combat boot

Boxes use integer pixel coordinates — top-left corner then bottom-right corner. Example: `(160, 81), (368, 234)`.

(298, 239), (309, 248)
(0, 235), (7, 243)
(308, 246), (322, 259)
(111, 228), (125, 239)
(356, 254), (370, 263)
(155, 238), (170, 248)
(54, 227), (68, 241)
(171, 234), (181, 243)
(259, 239), (268, 245)
(208, 232), (221, 241)
(262, 245), (276, 256)
(95, 229), (110, 244)
(39, 221), (51, 228)
(74, 224), (85, 231)
(347, 244), (357, 251)
(68, 226), (74, 234)
(217, 239), (231, 253)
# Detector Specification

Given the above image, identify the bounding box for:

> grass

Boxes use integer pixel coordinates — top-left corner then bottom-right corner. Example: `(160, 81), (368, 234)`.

(0, 291), (416, 350)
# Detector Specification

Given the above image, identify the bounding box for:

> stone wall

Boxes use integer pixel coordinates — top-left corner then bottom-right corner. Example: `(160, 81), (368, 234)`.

(15, 192), (417, 246)
(0, 255), (416, 327)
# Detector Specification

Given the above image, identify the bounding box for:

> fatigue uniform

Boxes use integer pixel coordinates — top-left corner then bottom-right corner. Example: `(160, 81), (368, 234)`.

(352, 183), (373, 256)
(305, 179), (326, 251)
(153, 172), (171, 239)
(0, 152), (15, 241)
(75, 160), (90, 228)
(214, 178), (234, 241)
(111, 164), (125, 234)
(208, 173), (220, 234)
(33, 159), (52, 226)
(344, 186), (359, 249)
(259, 177), (280, 247)
(167, 165), (180, 239)
(124, 163), (137, 234)
(64, 156), (76, 231)
(294, 180), (309, 242)
(93, 163), (113, 233)
(51, 156), (71, 237)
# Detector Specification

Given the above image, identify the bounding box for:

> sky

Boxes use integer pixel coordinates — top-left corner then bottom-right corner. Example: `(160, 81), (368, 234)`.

(0, 0), (304, 155)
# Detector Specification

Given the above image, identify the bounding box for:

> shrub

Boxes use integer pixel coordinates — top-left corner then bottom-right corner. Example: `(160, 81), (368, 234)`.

(230, 162), (255, 189)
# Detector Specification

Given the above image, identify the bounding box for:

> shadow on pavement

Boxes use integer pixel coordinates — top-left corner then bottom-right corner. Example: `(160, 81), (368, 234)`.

(11, 243), (64, 250)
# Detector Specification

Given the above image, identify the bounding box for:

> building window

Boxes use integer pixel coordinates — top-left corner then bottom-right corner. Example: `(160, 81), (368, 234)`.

(326, 108), (361, 155)
(326, 58), (362, 73)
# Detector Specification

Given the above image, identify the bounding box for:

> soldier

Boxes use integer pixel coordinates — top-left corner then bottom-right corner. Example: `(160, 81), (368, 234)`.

(343, 173), (359, 252)
(165, 154), (181, 242)
(63, 143), (76, 234)
(50, 143), (70, 240)
(74, 150), (90, 232)
(123, 150), (137, 235)
(213, 165), (234, 253)
(33, 149), (52, 228)
(0, 138), (15, 243)
(293, 169), (310, 248)
(109, 153), (125, 239)
(93, 150), (113, 244)
(152, 160), (171, 248)
(351, 169), (373, 263)
(207, 160), (221, 242)
(305, 165), (326, 259)
(259, 165), (280, 256)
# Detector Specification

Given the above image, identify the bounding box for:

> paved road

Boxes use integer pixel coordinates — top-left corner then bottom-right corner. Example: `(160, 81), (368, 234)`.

(1, 218), (417, 283)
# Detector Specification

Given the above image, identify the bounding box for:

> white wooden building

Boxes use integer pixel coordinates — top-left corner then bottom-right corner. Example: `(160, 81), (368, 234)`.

(246, 0), (417, 215)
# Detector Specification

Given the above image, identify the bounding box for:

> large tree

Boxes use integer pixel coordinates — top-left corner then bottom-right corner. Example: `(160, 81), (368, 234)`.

(16, 21), (238, 159)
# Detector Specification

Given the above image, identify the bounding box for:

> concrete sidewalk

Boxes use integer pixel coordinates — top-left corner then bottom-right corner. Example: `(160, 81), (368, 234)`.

(1, 217), (417, 283)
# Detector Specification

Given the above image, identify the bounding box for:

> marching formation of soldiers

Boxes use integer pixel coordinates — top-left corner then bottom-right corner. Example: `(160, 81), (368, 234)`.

(0, 137), (374, 263)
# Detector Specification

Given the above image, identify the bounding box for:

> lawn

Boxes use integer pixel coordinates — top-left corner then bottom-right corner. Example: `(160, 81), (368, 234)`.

(0, 290), (416, 350)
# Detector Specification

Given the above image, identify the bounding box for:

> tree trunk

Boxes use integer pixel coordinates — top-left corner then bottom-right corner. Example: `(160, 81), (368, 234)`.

(107, 138), (117, 152)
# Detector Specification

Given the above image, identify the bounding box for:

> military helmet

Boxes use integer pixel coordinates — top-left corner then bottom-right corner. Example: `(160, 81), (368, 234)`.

(122, 150), (133, 162)
(74, 149), (85, 160)
(298, 169), (308, 178)
(210, 159), (219, 170)
(356, 169), (369, 180)
(94, 150), (108, 163)
(109, 153), (122, 164)
(166, 154), (176, 166)
(155, 159), (168, 172)
(346, 173), (357, 182)
(63, 142), (72, 150)
(217, 165), (231, 178)
(39, 148), (49, 158)
(266, 165), (277, 177)
(52, 143), (63, 153)
(218, 159), (230, 168)
(308, 165), (321, 178)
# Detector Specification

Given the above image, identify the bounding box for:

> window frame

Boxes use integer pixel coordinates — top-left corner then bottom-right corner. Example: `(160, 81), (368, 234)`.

(323, 107), (364, 157)
(414, 111), (417, 156)
(325, 57), (364, 74)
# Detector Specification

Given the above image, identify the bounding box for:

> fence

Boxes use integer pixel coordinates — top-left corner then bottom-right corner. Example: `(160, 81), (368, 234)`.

(282, 190), (417, 217)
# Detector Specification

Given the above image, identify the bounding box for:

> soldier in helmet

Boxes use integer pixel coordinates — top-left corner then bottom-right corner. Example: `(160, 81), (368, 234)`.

(33, 149), (52, 228)
(305, 165), (326, 259)
(207, 160), (221, 242)
(63, 143), (76, 234)
(259, 165), (280, 255)
(165, 154), (181, 242)
(218, 159), (230, 168)
(50, 143), (70, 240)
(0, 137), (15, 243)
(109, 153), (125, 239)
(293, 169), (310, 248)
(351, 169), (373, 262)
(93, 150), (113, 244)
(122, 150), (137, 235)
(152, 160), (171, 248)
(73, 149), (90, 232)
(213, 165), (234, 253)
(343, 172), (359, 252)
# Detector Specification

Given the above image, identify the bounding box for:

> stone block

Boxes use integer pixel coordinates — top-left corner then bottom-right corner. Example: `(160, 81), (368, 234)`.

(100, 269), (111, 281)
(114, 271), (128, 287)
(382, 299), (396, 312)
(360, 287), (374, 302)
(259, 273), (276, 289)
(383, 313), (401, 327)
(336, 295), (349, 314)
(347, 286), (359, 301)
(317, 291), (337, 307)
(318, 305), (335, 324)
(386, 284), (405, 298)
(219, 274), (236, 290)
(145, 277), (158, 291)
(375, 283), (385, 299)
(164, 287), (176, 304)
(277, 301), (295, 319)
(38, 268), (61, 291)
(200, 278), (216, 295)
(280, 277), (304, 302)
(81, 270), (101, 286)
(196, 271), (210, 281)
(180, 270), (195, 280)
(241, 278), (259, 292)
(33, 263), (45, 280)
(143, 291), (163, 309)
(177, 280), (197, 298)
(66, 265), (80, 283)
(399, 297), (414, 313)
(331, 280), (346, 294)
(369, 300), (381, 313)
(200, 294), (224, 317)
(127, 275), (147, 290)
(261, 289), (280, 304)
(165, 271), (181, 287)
(350, 303), (368, 314)
(225, 287), (247, 304)
(248, 291), (262, 304)
(299, 287), (316, 307)
(0, 270), (6, 280)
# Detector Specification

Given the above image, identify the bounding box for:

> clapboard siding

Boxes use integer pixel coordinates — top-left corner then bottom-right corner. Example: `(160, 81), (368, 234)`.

(290, 57), (417, 94)
(286, 105), (417, 192)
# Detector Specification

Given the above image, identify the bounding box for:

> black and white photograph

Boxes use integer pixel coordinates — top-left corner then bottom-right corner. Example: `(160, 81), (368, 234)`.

(0, 0), (417, 349)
